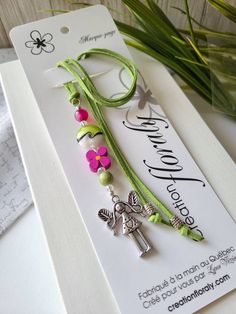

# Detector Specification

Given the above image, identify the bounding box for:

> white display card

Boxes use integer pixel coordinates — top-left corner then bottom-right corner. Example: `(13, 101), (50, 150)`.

(10, 6), (236, 314)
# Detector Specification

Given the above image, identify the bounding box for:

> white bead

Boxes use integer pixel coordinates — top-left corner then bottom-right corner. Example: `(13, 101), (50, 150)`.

(79, 135), (92, 150)
(89, 134), (104, 148)
(97, 168), (104, 175)
(80, 121), (87, 127)
(79, 133), (105, 150)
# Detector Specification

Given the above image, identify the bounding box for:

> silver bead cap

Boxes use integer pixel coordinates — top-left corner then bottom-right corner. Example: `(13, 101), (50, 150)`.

(143, 203), (156, 216)
(170, 215), (184, 229)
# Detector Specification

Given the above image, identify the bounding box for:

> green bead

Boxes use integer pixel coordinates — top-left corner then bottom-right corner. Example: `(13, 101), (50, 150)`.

(99, 171), (113, 186)
(77, 124), (102, 143)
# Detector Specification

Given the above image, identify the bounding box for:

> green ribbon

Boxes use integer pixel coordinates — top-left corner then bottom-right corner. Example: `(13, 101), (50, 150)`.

(57, 48), (204, 242)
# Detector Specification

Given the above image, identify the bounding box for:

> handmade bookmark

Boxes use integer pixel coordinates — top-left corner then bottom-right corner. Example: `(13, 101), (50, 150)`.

(57, 48), (203, 257)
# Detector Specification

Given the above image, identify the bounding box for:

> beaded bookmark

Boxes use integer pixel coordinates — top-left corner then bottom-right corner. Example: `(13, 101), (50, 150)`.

(74, 106), (151, 256)
(57, 48), (204, 257)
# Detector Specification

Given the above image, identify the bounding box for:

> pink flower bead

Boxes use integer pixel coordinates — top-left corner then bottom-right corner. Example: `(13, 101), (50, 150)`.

(86, 146), (111, 173)
(74, 108), (88, 122)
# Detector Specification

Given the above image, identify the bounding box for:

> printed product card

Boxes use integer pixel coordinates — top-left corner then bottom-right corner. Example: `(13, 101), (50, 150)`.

(10, 6), (236, 314)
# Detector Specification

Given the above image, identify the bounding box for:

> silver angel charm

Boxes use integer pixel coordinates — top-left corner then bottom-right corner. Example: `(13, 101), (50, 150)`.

(98, 191), (152, 257)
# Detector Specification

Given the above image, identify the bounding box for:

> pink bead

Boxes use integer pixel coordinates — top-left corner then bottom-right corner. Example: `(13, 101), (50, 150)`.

(74, 108), (88, 122)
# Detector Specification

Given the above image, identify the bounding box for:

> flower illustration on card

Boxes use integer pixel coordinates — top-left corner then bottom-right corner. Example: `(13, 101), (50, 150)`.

(111, 68), (157, 110)
(25, 30), (55, 55)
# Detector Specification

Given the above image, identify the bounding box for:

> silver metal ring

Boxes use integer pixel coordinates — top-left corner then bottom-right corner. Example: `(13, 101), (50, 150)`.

(112, 195), (120, 203)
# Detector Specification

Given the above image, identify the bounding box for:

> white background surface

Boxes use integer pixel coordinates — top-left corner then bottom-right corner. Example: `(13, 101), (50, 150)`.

(0, 206), (66, 314)
(0, 48), (235, 313)
(0, 49), (66, 314)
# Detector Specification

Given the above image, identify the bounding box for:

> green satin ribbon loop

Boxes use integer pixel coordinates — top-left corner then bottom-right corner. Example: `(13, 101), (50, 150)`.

(57, 48), (137, 108)
(57, 48), (204, 242)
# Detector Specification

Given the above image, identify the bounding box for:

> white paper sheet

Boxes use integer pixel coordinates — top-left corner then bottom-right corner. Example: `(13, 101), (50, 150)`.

(0, 49), (32, 235)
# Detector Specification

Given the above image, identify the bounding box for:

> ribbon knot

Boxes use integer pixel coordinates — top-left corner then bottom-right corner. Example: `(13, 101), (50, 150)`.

(178, 225), (189, 237)
(148, 213), (162, 224)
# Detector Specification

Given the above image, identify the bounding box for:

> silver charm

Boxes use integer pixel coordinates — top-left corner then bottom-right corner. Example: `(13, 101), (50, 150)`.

(98, 191), (152, 257)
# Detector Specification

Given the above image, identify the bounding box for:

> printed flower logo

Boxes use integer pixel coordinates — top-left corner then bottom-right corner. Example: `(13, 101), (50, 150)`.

(111, 68), (157, 110)
(25, 30), (55, 55)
